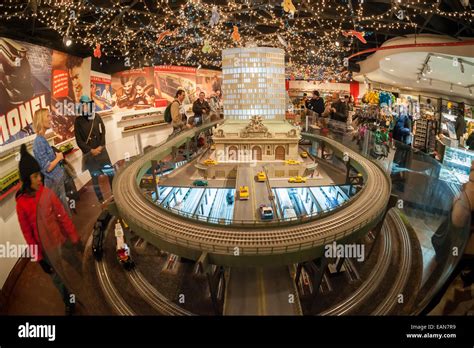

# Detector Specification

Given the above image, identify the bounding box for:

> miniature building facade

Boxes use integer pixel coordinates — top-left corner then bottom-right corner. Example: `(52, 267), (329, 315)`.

(222, 47), (286, 121)
(214, 47), (299, 162)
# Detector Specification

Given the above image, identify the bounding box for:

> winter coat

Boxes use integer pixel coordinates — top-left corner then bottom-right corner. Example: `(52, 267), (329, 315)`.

(306, 97), (325, 115)
(330, 100), (348, 122)
(192, 99), (210, 118)
(74, 115), (112, 172)
(16, 185), (79, 261)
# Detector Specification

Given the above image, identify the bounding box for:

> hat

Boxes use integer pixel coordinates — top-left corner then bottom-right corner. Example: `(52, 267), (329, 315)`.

(18, 144), (40, 183)
(79, 95), (92, 103)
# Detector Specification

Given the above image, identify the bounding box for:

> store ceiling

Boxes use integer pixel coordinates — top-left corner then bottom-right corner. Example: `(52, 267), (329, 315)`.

(380, 52), (474, 87)
(356, 51), (474, 100)
(0, 0), (472, 78)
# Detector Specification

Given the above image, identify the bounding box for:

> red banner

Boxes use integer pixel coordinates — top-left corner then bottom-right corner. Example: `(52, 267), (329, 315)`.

(52, 70), (69, 98)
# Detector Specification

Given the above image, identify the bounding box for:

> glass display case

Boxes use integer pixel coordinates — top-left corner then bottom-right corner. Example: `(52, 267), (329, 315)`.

(440, 146), (474, 184)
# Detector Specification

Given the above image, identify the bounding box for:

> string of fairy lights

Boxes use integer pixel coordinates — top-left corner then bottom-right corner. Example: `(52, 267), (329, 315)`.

(0, 0), (472, 81)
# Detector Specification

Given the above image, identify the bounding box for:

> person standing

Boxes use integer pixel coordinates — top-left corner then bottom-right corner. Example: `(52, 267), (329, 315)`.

(32, 108), (69, 213)
(170, 89), (191, 134)
(209, 90), (222, 121)
(74, 96), (114, 204)
(330, 92), (348, 122)
(455, 114), (466, 142)
(192, 92), (210, 126)
(305, 90), (325, 121)
(16, 144), (83, 315)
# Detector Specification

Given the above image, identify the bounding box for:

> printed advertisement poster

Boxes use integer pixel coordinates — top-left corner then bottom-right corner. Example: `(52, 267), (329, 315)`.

(91, 71), (112, 112)
(196, 68), (222, 99)
(111, 67), (155, 111)
(0, 37), (52, 146)
(51, 52), (91, 144)
(153, 66), (197, 107)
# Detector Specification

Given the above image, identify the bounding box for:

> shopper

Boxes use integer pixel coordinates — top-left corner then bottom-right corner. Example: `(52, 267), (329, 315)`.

(330, 92), (348, 122)
(16, 144), (83, 315)
(344, 95), (354, 112)
(171, 89), (191, 133)
(209, 90), (222, 121)
(32, 108), (69, 213)
(74, 96), (114, 204)
(192, 92), (210, 126)
(455, 115), (466, 141)
(305, 90), (325, 120)
(320, 96), (333, 128)
(392, 112), (412, 144)
(466, 132), (474, 150)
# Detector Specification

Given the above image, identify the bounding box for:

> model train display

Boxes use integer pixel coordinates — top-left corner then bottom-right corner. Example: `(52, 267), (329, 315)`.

(0, 170), (20, 194)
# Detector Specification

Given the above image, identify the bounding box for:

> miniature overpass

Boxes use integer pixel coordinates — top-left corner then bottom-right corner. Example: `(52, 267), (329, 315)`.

(110, 122), (391, 267)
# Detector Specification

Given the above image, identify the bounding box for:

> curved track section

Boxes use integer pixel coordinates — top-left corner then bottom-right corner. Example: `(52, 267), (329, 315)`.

(112, 124), (391, 266)
(321, 208), (409, 315)
(95, 260), (135, 316)
(372, 208), (412, 315)
(126, 269), (194, 316)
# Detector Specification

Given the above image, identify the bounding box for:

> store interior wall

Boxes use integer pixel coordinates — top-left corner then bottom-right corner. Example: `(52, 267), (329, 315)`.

(0, 115), (171, 289)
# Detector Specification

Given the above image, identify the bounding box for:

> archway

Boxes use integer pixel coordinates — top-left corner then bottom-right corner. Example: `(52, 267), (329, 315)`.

(228, 146), (238, 161)
(252, 146), (262, 161)
(275, 146), (285, 160)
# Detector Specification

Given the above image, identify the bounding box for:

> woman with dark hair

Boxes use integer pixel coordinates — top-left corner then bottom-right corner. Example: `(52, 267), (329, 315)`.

(16, 144), (83, 315)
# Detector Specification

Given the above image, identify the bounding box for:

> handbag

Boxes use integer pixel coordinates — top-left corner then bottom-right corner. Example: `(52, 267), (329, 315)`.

(81, 117), (96, 172)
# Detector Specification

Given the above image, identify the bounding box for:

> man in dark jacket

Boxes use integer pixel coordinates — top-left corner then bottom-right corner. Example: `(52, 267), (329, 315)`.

(305, 90), (325, 117)
(192, 92), (210, 126)
(74, 96), (114, 204)
(330, 92), (348, 122)
(455, 115), (466, 141)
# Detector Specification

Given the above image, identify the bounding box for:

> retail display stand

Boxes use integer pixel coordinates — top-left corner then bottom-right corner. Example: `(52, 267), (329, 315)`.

(414, 119), (437, 153)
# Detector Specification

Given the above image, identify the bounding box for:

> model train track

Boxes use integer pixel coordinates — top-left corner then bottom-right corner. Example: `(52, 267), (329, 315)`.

(320, 208), (410, 315)
(320, 208), (393, 315)
(126, 268), (194, 316)
(112, 122), (391, 264)
(95, 259), (135, 316)
(372, 208), (412, 315)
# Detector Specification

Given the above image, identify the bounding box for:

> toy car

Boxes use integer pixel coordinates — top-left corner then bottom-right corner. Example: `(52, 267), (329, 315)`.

(226, 191), (234, 204)
(238, 186), (249, 200)
(285, 159), (301, 165)
(256, 171), (266, 182)
(259, 205), (274, 220)
(203, 159), (218, 165)
(300, 151), (308, 158)
(288, 176), (307, 183)
(193, 179), (208, 186)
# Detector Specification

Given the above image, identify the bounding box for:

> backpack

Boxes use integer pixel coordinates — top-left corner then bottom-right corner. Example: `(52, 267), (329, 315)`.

(164, 100), (177, 123)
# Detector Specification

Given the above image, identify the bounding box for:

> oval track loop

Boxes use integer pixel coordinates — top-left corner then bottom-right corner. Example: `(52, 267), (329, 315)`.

(113, 125), (391, 264)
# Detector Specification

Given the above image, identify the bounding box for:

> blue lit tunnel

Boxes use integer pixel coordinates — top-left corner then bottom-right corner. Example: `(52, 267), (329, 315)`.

(151, 185), (356, 224)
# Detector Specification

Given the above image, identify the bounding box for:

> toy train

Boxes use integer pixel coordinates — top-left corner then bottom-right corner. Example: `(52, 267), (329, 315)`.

(92, 211), (112, 261)
(139, 174), (160, 190)
(0, 170), (20, 194)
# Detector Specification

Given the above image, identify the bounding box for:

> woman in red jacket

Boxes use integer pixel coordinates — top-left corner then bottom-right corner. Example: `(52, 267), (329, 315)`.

(16, 144), (83, 315)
